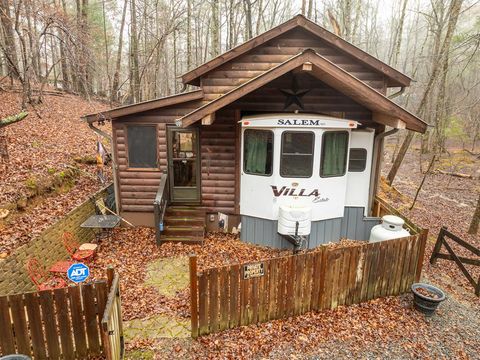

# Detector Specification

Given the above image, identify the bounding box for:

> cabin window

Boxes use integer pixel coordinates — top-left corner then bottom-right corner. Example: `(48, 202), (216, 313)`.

(280, 131), (314, 178)
(348, 148), (367, 172)
(243, 129), (273, 176)
(126, 125), (157, 168)
(320, 131), (349, 177)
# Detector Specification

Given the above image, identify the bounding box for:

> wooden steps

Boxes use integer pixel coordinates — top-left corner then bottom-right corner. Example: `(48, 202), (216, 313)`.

(160, 206), (206, 244)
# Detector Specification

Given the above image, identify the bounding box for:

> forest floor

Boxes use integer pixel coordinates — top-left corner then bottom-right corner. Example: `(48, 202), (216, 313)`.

(0, 86), (111, 256)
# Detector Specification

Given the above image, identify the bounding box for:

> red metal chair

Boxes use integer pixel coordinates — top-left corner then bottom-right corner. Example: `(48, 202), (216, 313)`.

(26, 258), (67, 291)
(62, 232), (95, 262)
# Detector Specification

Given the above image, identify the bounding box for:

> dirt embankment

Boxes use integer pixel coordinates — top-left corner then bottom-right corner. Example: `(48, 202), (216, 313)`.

(0, 89), (111, 255)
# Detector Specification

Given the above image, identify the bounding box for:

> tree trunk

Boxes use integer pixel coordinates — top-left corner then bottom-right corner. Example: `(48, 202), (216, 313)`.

(468, 195), (480, 234)
(0, 0), (19, 79)
(386, 0), (464, 185)
(210, 0), (220, 57)
(111, 0), (127, 103)
(243, 0), (253, 40)
(129, 0), (141, 102)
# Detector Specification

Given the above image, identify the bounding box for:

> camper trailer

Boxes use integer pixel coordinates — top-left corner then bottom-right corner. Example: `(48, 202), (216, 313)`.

(83, 15), (427, 249)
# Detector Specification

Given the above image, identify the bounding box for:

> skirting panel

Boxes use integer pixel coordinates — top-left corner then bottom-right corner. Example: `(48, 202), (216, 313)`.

(240, 207), (381, 249)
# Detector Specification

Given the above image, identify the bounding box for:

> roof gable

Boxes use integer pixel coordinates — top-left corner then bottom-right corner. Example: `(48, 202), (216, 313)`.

(178, 50), (427, 133)
(182, 15), (411, 88)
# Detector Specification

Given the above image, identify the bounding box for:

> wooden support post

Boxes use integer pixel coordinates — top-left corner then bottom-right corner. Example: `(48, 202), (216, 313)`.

(189, 254), (199, 338)
(429, 227), (446, 265)
(201, 113), (215, 125)
(415, 229), (429, 282)
(107, 267), (114, 290)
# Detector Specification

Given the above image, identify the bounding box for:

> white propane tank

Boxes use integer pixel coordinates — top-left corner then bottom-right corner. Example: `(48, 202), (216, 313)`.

(278, 205), (312, 236)
(369, 215), (410, 242)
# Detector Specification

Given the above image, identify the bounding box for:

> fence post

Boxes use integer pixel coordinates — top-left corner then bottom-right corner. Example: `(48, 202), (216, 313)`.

(415, 229), (429, 281)
(107, 267), (115, 290)
(189, 254), (199, 338)
(430, 227), (446, 265)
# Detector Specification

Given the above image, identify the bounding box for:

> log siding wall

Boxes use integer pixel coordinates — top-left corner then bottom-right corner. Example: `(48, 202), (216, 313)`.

(201, 28), (387, 101)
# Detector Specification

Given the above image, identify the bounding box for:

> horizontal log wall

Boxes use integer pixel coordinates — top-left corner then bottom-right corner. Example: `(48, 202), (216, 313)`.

(114, 100), (202, 214)
(191, 232), (427, 337)
(201, 28), (387, 100)
(200, 109), (237, 213)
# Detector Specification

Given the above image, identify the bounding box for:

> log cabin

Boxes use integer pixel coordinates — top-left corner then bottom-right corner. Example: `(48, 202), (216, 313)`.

(83, 15), (427, 249)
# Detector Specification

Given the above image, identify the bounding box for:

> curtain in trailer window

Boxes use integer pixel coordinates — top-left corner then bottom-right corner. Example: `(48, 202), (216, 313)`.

(321, 131), (349, 177)
(243, 129), (273, 175)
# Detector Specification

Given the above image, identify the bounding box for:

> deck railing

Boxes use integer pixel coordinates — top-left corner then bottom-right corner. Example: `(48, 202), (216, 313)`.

(154, 170), (169, 245)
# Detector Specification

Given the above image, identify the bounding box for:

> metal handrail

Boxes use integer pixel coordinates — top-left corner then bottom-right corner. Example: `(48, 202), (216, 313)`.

(154, 170), (169, 245)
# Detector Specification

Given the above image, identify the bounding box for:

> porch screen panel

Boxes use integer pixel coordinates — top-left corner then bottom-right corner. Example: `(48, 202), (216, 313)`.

(280, 131), (314, 177)
(243, 129), (273, 176)
(321, 131), (349, 177)
(126, 125), (157, 168)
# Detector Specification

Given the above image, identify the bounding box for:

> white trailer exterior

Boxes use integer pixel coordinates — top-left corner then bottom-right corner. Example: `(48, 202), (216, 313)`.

(239, 114), (380, 248)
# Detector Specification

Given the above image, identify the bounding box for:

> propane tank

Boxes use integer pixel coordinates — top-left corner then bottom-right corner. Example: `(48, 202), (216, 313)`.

(369, 215), (410, 242)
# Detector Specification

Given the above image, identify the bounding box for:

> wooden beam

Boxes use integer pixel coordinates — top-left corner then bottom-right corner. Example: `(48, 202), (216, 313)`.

(201, 113), (215, 125)
(302, 62), (313, 71)
(372, 113), (406, 130)
(83, 90), (204, 122)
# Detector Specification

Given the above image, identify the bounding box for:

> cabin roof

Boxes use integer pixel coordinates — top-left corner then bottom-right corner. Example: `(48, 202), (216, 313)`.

(177, 50), (428, 133)
(181, 15), (412, 88)
(82, 90), (204, 123)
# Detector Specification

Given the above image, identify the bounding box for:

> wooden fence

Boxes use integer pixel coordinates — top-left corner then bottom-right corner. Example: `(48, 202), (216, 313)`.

(190, 231), (427, 337)
(0, 268), (123, 359)
(102, 268), (125, 360)
(430, 227), (480, 296)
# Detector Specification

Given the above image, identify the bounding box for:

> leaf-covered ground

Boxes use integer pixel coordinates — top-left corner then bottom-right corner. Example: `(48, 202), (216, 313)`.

(0, 88), (111, 255)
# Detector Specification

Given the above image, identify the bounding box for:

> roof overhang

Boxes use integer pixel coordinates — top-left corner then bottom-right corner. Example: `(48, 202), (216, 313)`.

(181, 15), (411, 88)
(177, 50), (428, 133)
(82, 90), (204, 123)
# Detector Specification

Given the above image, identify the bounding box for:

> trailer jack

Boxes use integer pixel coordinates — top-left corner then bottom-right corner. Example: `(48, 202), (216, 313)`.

(283, 221), (308, 254)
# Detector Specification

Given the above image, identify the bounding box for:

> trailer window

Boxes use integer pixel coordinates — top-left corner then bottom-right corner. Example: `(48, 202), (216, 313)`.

(243, 129), (273, 176)
(320, 131), (348, 177)
(126, 125), (157, 168)
(280, 132), (314, 178)
(348, 148), (367, 172)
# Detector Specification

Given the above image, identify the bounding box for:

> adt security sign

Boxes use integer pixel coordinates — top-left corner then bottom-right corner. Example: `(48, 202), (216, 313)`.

(67, 263), (90, 283)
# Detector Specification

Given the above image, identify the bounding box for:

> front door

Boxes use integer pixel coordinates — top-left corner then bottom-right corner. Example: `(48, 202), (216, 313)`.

(167, 127), (201, 203)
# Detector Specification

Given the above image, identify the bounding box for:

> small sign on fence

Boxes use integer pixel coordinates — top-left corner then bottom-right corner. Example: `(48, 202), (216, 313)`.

(243, 262), (265, 279)
(67, 263), (90, 283)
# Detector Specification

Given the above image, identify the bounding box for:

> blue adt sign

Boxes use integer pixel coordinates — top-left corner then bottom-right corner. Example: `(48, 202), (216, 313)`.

(67, 263), (90, 283)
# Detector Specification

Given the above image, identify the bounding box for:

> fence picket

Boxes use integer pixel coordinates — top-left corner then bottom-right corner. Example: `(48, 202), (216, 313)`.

(0, 296), (16, 355)
(24, 292), (47, 359)
(9, 293), (31, 356)
(228, 265), (240, 328)
(82, 283), (101, 355)
(198, 273), (209, 335)
(69, 285), (88, 358)
(54, 287), (75, 359)
(208, 269), (219, 333)
(267, 258), (278, 319)
(218, 267), (229, 331)
(38, 290), (61, 359)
